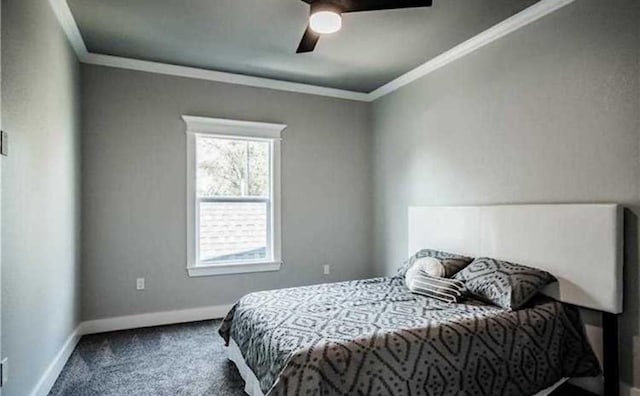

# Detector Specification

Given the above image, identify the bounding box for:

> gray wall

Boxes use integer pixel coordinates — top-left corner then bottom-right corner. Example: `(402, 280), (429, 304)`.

(81, 65), (372, 320)
(371, 0), (640, 387)
(1, 0), (81, 394)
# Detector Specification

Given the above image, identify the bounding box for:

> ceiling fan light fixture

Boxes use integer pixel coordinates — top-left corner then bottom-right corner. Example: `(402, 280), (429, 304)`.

(297, 0), (432, 53)
(309, 10), (342, 34)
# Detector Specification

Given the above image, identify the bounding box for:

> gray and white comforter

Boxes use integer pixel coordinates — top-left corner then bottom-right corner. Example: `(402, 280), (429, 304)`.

(219, 276), (600, 396)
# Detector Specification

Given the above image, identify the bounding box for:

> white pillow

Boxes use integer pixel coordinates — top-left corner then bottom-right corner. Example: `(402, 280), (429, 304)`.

(405, 257), (446, 285)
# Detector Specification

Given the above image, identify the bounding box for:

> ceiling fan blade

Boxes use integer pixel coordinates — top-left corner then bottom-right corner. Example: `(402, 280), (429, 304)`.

(296, 25), (320, 53)
(341, 0), (433, 13)
(298, 0), (432, 13)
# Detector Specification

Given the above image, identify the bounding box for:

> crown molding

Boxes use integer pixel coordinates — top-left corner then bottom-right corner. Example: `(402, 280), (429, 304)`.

(47, 0), (369, 101)
(49, 0), (573, 103)
(82, 52), (370, 101)
(48, 0), (89, 59)
(368, 0), (575, 100)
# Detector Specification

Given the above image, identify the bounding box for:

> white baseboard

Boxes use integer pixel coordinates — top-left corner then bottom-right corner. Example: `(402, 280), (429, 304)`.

(28, 304), (233, 396)
(29, 326), (82, 396)
(78, 304), (233, 335)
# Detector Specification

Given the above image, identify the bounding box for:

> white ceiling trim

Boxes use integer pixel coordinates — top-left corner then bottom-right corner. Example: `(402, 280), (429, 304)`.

(49, 0), (573, 103)
(369, 0), (575, 100)
(47, 0), (370, 102)
(82, 53), (371, 101)
(48, 0), (89, 57)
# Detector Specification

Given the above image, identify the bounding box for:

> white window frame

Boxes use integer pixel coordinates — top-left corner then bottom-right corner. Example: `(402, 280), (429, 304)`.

(183, 115), (285, 277)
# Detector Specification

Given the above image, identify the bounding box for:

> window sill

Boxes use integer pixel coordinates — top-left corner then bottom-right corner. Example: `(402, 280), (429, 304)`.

(186, 261), (282, 277)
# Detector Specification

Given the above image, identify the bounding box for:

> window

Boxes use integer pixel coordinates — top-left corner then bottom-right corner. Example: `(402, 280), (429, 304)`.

(183, 116), (285, 277)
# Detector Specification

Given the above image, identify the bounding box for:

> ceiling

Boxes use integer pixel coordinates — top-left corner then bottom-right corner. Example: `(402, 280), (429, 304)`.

(67, 0), (540, 93)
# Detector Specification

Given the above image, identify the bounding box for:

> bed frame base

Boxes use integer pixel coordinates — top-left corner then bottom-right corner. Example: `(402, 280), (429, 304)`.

(603, 312), (619, 396)
(228, 338), (265, 396)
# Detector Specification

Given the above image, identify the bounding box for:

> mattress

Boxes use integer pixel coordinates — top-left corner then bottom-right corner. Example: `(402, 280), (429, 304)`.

(219, 276), (600, 396)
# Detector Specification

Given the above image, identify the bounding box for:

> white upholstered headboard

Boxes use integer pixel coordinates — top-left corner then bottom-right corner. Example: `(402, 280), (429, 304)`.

(408, 204), (623, 313)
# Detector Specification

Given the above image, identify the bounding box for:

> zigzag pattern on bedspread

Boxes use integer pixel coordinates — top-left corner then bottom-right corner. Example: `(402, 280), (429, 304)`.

(219, 277), (600, 396)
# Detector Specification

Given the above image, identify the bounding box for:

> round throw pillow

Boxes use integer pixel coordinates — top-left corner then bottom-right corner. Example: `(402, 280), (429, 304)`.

(405, 257), (446, 285)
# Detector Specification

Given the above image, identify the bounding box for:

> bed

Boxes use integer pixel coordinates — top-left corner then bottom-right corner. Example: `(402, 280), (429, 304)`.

(219, 204), (623, 396)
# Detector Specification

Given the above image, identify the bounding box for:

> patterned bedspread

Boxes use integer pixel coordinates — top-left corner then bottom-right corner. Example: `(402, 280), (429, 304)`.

(219, 277), (600, 396)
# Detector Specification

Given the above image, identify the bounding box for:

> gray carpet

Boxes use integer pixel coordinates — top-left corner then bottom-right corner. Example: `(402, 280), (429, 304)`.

(48, 320), (246, 396)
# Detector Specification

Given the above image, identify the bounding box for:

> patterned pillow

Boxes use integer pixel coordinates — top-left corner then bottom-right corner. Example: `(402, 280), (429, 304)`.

(400, 249), (473, 278)
(406, 269), (465, 303)
(454, 257), (556, 310)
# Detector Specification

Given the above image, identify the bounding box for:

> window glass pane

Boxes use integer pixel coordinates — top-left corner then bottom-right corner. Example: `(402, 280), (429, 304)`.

(199, 201), (268, 262)
(197, 136), (269, 197)
(248, 142), (269, 196)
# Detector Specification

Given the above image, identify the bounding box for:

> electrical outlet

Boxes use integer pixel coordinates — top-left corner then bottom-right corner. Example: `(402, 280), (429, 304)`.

(1, 357), (8, 387)
(136, 278), (145, 290)
(323, 265), (331, 275)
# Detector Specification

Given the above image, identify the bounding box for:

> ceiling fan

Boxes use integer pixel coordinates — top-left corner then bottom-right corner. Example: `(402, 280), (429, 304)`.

(296, 0), (433, 53)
